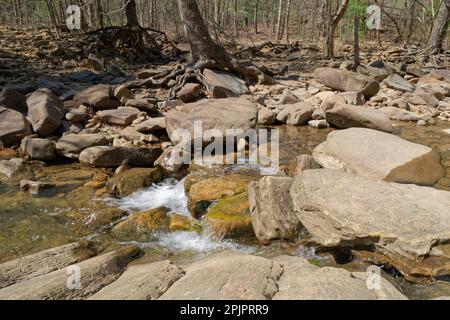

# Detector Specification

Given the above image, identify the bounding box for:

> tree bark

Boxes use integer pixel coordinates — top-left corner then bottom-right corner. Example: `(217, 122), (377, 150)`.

(276, 0), (283, 40)
(125, 0), (140, 27)
(325, 0), (350, 58)
(425, 0), (450, 54)
(284, 0), (291, 43)
(254, 0), (259, 34)
(177, 0), (230, 66)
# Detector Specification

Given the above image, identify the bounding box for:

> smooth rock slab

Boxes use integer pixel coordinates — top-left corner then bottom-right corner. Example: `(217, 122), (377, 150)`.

(313, 128), (445, 185)
(159, 251), (282, 300)
(79, 146), (163, 167)
(89, 260), (184, 300)
(273, 256), (407, 300)
(314, 68), (380, 97)
(0, 241), (98, 289)
(379, 107), (422, 122)
(290, 169), (450, 279)
(383, 74), (416, 92)
(203, 69), (249, 98)
(325, 103), (393, 133)
(0, 246), (142, 300)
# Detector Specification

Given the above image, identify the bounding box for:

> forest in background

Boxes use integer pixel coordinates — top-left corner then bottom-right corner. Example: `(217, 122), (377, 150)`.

(0, 0), (449, 56)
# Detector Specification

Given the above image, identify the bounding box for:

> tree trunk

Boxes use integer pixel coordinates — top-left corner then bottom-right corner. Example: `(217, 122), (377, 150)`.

(425, 0), (450, 54)
(284, 0), (291, 43)
(177, 0), (230, 66)
(254, 0), (259, 34)
(125, 0), (140, 27)
(276, 0), (283, 40)
(325, 0), (350, 58)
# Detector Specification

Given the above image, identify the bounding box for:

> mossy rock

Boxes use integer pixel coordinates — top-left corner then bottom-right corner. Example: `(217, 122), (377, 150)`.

(203, 192), (255, 239)
(185, 173), (258, 218)
(106, 167), (164, 198)
(169, 214), (202, 233)
(111, 207), (170, 242)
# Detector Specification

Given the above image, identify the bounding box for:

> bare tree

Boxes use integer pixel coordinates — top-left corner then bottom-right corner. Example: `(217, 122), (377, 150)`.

(125, 0), (140, 27)
(425, 0), (450, 54)
(324, 0), (350, 58)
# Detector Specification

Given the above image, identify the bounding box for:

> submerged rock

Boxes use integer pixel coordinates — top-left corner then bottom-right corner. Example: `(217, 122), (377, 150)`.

(290, 169), (450, 280)
(313, 128), (445, 186)
(204, 192), (254, 239)
(111, 207), (170, 242)
(106, 167), (164, 198)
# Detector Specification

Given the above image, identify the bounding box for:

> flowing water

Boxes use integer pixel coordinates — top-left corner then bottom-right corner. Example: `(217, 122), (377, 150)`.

(1, 121), (450, 299)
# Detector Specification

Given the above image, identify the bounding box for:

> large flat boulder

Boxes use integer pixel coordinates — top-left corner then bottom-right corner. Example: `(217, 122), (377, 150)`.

(165, 97), (257, 144)
(56, 134), (109, 159)
(383, 74), (416, 92)
(203, 69), (249, 98)
(290, 169), (450, 280)
(0, 246), (142, 300)
(79, 146), (162, 167)
(248, 176), (300, 243)
(0, 107), (31, 147)
(26, 88), (64, 136)
(313, 128), (445, 186)
(89, 261), (184, 300)
(273, 256), (406, 300)
(325, 102), (393, 133)
(314, 68), (380, 97)
(159, 251), (282, 300)
(0, 241), (98, 289)
(379, 107), (422, 122)
(106, 167), (164, 197)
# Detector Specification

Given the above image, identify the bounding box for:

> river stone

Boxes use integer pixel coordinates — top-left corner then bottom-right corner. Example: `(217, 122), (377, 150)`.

(203, 69), (249, 98)
(89, 260), (184, 300)
(135, 117), (166, 133)
(203, 192), (254, 239)
(272, 256), (407, 300)
(325, 102), (393, 133)
(98, 107), (141, 126)
(313, 128), (445, 186)
(106, 167), (164, 198)
(185, 173), (257, 218)
(56, 134), (109, 159)
(248, 176), (300, 244)
(407, 92), (439, 108)
(74, 84), (120, 109)
(177, 83), (202, 102)
(79, 146), (162, 167)
(383, 74), (416, 92)
(290, 169), (450, 279)
(276, 102), (314, 125)
(0, 246), (142, 300)
(0, 158), (32, 183)
(257, 107), (277, 125)
(288, 154), (322, 176)
(20, 137), (56, 161)
(0, 107), (31, 147)
(0, 88), (27, 113)
(0, 241), (98, 289)
(111, 207), (170, 242)
(26, 88), (64, 136)
(165, 97), (257, 144)
(379, 107), (422, 122)
(444, 129), (450, 135)
(314, 68), (380, 97)
(159, 251), (282, 300)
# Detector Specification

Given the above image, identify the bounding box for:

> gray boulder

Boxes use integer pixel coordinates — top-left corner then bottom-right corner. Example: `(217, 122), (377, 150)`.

(203, 69), (249, 98)
(0, 107), (31, 147)
(313, 128), (445, 186)
(27, 88), (64, 136)
(20, 137), (56, 161)
(79, 146), (163, 167)
(56, 134), (109, 159)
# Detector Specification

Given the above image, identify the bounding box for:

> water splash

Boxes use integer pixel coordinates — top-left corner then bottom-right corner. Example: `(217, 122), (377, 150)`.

(105, 179), (189, 215)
